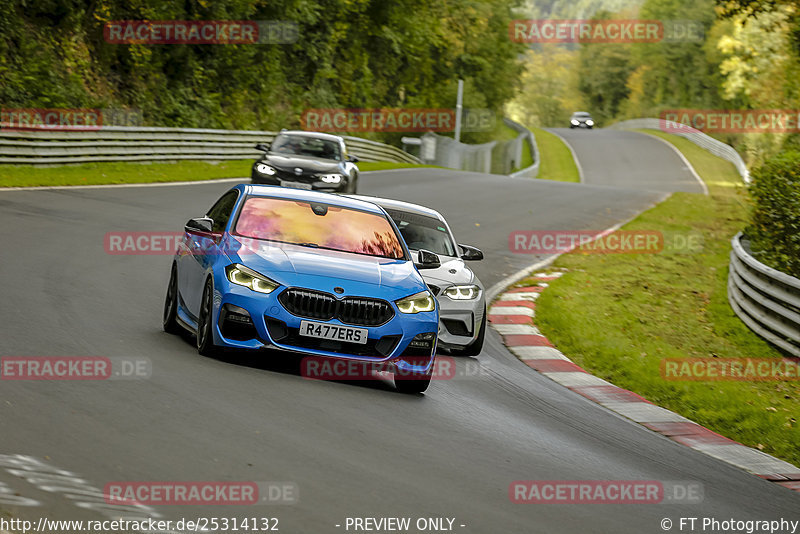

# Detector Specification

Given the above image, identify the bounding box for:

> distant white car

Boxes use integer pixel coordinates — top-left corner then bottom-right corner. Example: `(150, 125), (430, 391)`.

(569, 111), (594, 129)
(351, 195), (486, 356)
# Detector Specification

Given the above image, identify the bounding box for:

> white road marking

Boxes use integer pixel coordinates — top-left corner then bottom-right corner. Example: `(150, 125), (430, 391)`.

(600, 402), (692, 423)
(542, 372), (612, 387)
(511, 346), (569, 361)
(493, 324), (541, 335)
(498, 292), (539, 301)
(488, 306), (535, 317)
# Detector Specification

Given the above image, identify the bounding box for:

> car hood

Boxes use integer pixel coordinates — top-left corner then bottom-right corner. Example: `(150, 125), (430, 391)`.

(224, 236), (426, 299)
(413, 253), (480, 288)
(260, 153), (341, 173)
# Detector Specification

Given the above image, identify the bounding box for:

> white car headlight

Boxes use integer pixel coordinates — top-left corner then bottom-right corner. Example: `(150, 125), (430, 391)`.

(586, 119), (594, 126)
(256, 163), (276, 175)
(225, 264), (279, 294)
(396, 291), (436, 314)
(443, 284), (480, 300)
(319, 173), (343, 184)
(571, 119), (579, 125)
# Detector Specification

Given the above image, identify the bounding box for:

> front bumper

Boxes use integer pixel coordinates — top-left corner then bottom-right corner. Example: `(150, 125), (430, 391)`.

(250, 169), (346, 193)
(435, 294), (485, 350)
(210, 277), (438, 374)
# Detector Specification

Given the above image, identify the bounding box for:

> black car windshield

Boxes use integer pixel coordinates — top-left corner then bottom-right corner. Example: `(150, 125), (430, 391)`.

(234, 196), (406, 259)
(385, 209), (456, 257)
(573, 112), (591, 118)
(271, 134), (342, 161)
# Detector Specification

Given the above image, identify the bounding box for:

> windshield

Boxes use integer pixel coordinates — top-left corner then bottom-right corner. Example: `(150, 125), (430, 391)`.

(235, 196), (405, 259)
(385, 209), (456, 257)
(270, 134), (342, 161)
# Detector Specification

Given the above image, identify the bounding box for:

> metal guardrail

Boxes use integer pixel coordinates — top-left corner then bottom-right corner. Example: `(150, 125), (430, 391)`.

(0, 126), (420, 165)
(419, 131), (496, 173)
(728, 232), (800, 357)
(609, 118), (749, 183)
(504, 118), (540, 179)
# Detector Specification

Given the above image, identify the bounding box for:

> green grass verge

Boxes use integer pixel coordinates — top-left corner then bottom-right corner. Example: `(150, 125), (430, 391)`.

(524, 130), (800, 466)
(519, 136), (534, 170)
(532, 127), (580, 182)
(0, 159), (254, 187)
(0, 159), (433, 188)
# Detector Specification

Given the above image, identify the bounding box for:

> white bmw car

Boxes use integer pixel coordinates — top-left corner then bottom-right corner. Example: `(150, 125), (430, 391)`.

(351, 196), (487, 356)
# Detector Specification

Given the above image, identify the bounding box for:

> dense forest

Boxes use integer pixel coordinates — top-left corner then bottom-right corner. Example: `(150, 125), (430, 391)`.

(0, 0), (524, 140)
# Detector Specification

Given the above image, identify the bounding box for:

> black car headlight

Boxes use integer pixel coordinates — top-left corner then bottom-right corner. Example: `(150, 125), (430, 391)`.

(255, 163), (276, 176)
(571, 119), (579, 125)
(396, 291), (436, 314)
(225, 264), (279, 294)
(443, 284), (480, 300)
(586, 119), (594, 126)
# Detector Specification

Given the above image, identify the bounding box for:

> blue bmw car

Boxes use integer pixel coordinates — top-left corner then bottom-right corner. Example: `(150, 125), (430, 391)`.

(162, 184), (440, 393)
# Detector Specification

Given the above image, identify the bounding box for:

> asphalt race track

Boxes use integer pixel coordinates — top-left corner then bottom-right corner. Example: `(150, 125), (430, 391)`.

(549, 127), (706, 194)
(0, 129), (796, 533)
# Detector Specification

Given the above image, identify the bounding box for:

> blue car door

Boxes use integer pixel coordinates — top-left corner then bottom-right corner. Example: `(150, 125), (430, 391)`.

(179, 190), (241, 320)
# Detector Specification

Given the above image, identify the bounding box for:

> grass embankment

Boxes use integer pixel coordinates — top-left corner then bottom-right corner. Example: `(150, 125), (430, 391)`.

(523, 130), (800, 466)
(0, 159), (433, 188)
(531, 127), (580, 182)
(488, 122), (534, 174)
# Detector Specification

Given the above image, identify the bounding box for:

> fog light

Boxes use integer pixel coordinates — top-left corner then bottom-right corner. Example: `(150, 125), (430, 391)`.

(408, 332), (436, 349)
(227, 312), (252, 324)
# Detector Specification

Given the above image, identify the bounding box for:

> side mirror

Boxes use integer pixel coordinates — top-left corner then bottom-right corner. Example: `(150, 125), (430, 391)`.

(415, 249), (441, 270)
(255, 143), (270, 152)
(459, 244), (483, 261)
(347, 154), (360, 163)
(185, 217), (214, 234)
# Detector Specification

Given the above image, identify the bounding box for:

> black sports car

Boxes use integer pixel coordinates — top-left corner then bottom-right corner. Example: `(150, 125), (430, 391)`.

(251, 130), (360, 193)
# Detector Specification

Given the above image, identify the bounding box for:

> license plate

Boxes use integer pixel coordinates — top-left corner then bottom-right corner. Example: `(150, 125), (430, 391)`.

(280, 180), (312, 190)
(299, 320), (368, 345)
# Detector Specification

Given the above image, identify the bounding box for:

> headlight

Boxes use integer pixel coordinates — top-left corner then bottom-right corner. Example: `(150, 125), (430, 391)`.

(443, 284), (480, 300)
(319, 173), (343, 184)
(225, 264), (279, 294)
(256, 163), (276, 175)
(586, 119), (594, 126)
(571, 119), (579, 125)
(396, 291), (436, 314)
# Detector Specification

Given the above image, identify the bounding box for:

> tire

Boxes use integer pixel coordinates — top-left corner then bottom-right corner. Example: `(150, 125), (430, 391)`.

(451, 305), (486, 357)
(394, 371), (432, 394)
(197, 278), (220, 357)
(162, 264), (182, 334)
